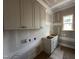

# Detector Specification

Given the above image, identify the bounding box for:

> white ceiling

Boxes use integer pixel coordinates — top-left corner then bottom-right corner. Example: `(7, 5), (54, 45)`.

(37, 0), (75, 12)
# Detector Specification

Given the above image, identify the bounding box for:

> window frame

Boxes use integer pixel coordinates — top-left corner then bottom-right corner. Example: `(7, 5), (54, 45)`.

(62, 14), (74, 31)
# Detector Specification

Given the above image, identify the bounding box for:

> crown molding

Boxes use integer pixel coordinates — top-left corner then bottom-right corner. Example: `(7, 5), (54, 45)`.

(50, 0), (74, 9)
(51, 0), (75, 13)
(37, 0), (75, 13)
(37, 0), (49, 9)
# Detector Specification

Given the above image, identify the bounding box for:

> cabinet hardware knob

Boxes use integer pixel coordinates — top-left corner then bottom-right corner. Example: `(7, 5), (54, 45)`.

(21, 26), (27, 28)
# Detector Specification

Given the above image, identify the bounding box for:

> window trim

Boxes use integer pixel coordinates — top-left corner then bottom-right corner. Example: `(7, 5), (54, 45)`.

(62, 14), (74, 31)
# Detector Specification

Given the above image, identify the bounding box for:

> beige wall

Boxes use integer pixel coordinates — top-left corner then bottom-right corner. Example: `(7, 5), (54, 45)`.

(50, 6), (75, 39)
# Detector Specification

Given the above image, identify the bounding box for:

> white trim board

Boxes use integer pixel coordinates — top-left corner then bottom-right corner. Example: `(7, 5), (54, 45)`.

(59, 43), (75, 49)
(60, 37), (75, 42)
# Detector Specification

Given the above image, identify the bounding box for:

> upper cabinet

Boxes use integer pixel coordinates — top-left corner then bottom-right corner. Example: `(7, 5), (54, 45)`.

(20, 0), (33, 29)
(4, 0), (20, 29)
(4, 0), (46, 30)
(33, 1), (41, 29)
(33, 1), (46, 29)
(40, 6), (46, 28)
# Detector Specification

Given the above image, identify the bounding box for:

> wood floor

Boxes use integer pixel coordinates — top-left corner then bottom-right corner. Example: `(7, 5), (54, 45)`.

(34, 46), (75, 59)
(62, 46), (75, 59)
(34, 51), (49, 59)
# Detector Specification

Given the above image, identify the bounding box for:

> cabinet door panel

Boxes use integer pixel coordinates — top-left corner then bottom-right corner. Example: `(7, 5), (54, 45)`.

(54, 36), (58, 49)
(51, 39), (54, 52)
(40, 8), (46, 27)
(32, 1), (41, 29)
(21, 0), (33, 29)
(4, 0), (20, 30)
(34, 5), (40, 29)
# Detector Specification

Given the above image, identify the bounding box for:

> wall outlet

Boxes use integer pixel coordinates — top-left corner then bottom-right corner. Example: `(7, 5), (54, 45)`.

(21, 39), (27, 44)
(34, 37), (36, 40)
(29, 39), (31, 42)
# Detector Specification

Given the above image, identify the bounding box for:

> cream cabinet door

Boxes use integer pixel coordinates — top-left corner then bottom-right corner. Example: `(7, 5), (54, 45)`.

(20, 0), (33, 29)
(33, 2), (40, 29)
(51, 39), (54, 53)
(40, 8), (46, 27)
(53, 36), (58, 49)
(4, 0), (20, 30)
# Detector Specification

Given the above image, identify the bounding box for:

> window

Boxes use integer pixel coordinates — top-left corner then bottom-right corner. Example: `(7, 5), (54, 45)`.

(63, 14), (73, 31)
